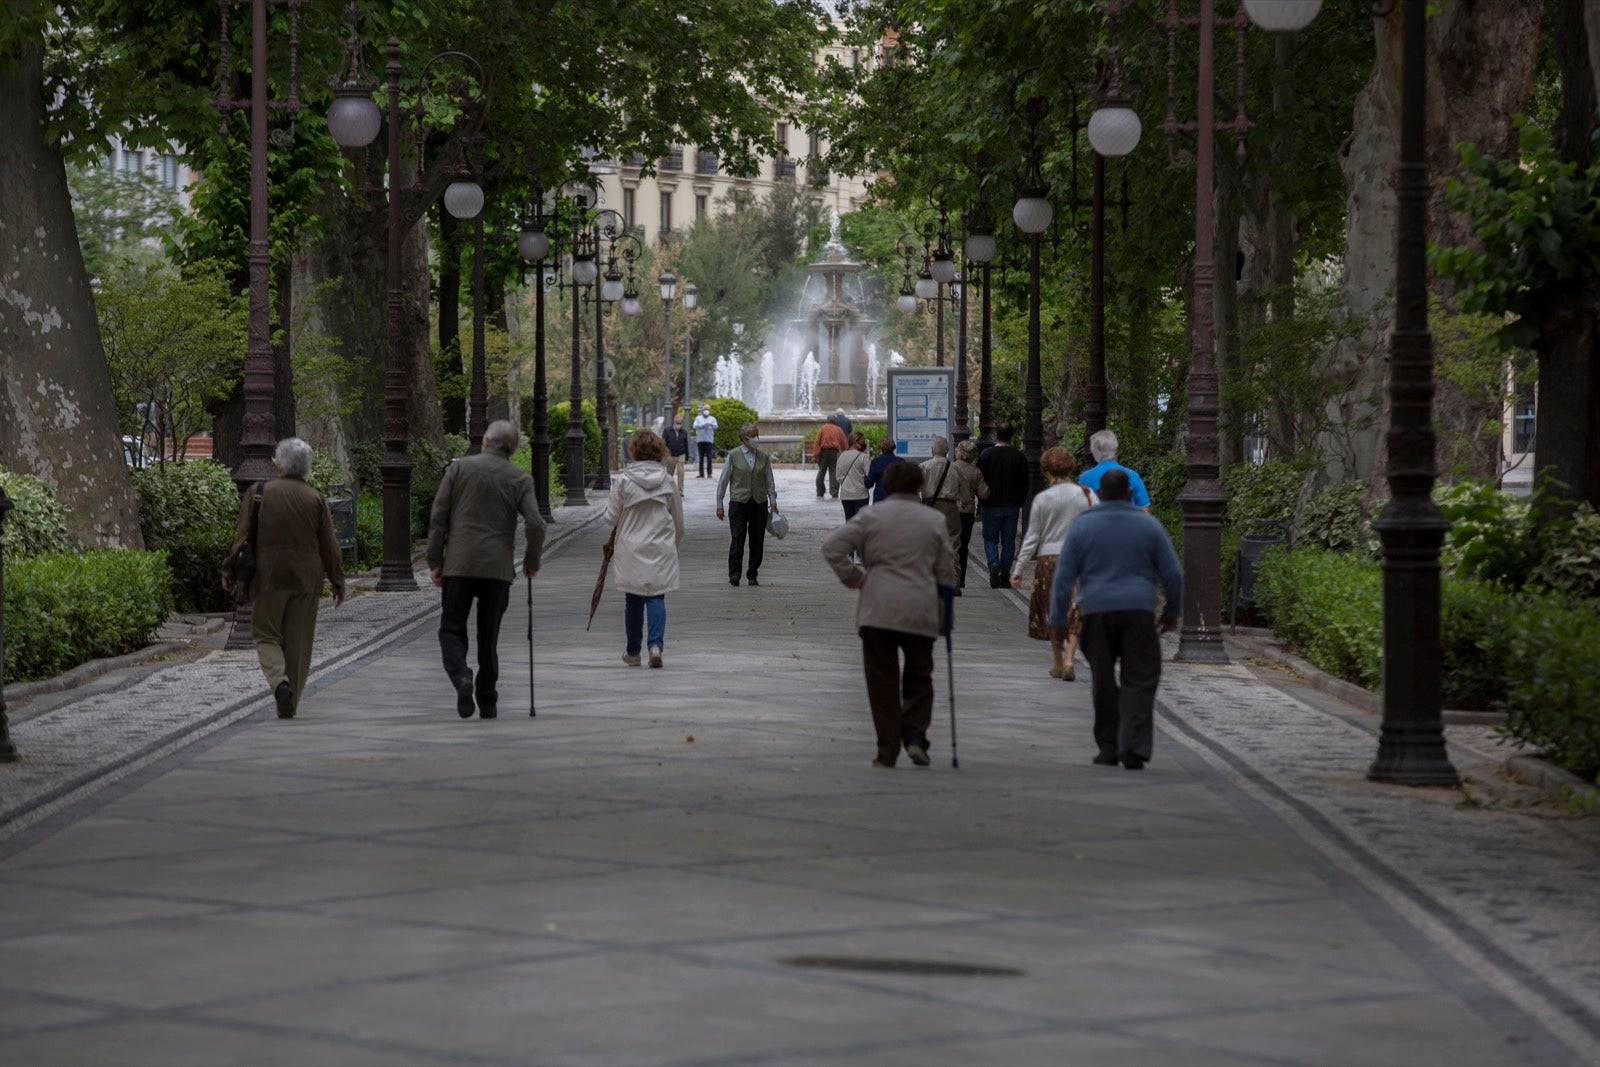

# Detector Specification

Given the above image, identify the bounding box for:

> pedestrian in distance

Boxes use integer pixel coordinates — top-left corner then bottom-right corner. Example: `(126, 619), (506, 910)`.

(715, 421), (780, 587)
(977, 421), (1030, 587)
(1012, 447), (1096, 680)
(662, 412), (691, 494)
(863, 435), (900, 503)
(692, 404), (719, 478)
(822, 460), (956, 768)
(919, 437), (965, 588)
(1049, 468), (1182, 770)
(605, 430), (685, 668)
(951, 439), (990, 591)
(426, 420), (546, 720)
(831, 407), (853, 437)
(811, 416), (850, 499)
(835, 431), (872, 521)
(221, 437), (346, 720)
(1078, 428), (1152, 511)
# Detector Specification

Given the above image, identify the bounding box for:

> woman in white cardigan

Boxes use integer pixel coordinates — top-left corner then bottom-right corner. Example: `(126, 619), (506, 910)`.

(604, 430), (685, 668)
(1011, 447), (1096, 679)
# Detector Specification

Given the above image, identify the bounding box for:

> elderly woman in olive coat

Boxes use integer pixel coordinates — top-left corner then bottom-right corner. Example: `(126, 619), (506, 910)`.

(822, 460), (956, 768)
(222, 437), (346, 720)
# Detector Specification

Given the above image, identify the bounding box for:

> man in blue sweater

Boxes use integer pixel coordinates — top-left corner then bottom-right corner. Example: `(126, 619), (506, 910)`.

(1048, 468), (1182, 770)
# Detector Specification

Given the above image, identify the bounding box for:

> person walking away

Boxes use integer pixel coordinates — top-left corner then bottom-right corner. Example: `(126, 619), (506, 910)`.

(1078, 428), (1152, 511)
(811, 417), (849, 498)
(822, 460), (956, 767)
(977, 421), (1029, 587)
(692, 404), (719, 478)
(1012, 447), (1096, 679)
(715, 422), (779, 586)
(831, 407), (853, 437)
(919, 437), (964, 591)
(222, 437), (346, 720)
(863, 436), (900, 503)
(1049, 468), (1181, 770)
(605, 430), (685, 668)
(427, 419), (546, 719)
(835, 431), (872, 521)
(662, 413), (690, 493)
(952, 439), (989, 590)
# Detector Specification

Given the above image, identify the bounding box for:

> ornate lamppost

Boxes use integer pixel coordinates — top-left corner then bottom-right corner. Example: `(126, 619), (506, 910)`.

(1368, 0), (1458, 786)
(964, 203), (998, 448)
(558, 181), (601, 506)
(464, 134), (490, 456)
(1096, 0), (1320, 660)
(327, 8), (485, 590)
(0, 485), (17, 762)
(213, 0), (306, 648)
(680, 283), (699, 423)
(518, 183), (558, 520)
(1011, 88), (1053, 499)
(658, 270), (678, 425)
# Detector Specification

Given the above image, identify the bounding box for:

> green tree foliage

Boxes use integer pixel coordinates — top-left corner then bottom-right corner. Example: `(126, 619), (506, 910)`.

(707, 396), (759, 451)
(0, 469), (75, 561)
(96, 254), (247, 469)
(132, 459), (241, 613)
(64, 161), (180, 280)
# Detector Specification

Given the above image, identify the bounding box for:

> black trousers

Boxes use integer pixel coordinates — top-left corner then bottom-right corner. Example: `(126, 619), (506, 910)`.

(727, 498), (769, 581)
(697, 441), (715, 477)
(860, 627), (935, 765)
(439, 576), (512, 705)
(957, 512), (976, 587)
(815, 448), (840, 496)
(1080, 609), (1162, 761)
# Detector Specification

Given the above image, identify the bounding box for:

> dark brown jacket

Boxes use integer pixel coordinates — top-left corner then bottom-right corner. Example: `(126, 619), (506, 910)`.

(222, 476), (346, 603)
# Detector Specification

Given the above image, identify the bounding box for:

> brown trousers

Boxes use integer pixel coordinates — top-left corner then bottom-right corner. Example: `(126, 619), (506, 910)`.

(859, 626), (935, 765)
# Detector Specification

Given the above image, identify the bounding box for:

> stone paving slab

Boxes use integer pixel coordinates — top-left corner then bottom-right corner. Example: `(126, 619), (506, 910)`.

(0, 469), (1596, 1066)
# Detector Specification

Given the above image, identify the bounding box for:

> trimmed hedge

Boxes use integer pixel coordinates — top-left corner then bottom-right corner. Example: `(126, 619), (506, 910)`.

(6, 549), (173, 681)
(0, 469), (74, 562)
(1257, 546), (1600, 784)
(133, 460), (240, 613)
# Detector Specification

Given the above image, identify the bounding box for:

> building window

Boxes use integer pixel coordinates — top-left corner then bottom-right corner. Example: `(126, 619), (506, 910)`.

(660, 147), (683, 172)
(695, 149), (718, 175)
(696, 194), (707, 220)
(623, 187), (636, 232)
(160, 153), (180, 188)
(659, 192), (672, 238)
(851, 49), (860, 69)
(775, 122), (789, 151)
(121, 148), (142, 173)
(1512, 381), (1536, 455)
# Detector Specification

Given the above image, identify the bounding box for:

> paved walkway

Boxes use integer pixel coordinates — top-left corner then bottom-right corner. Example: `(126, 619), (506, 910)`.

(1, 469), (1597, 1066)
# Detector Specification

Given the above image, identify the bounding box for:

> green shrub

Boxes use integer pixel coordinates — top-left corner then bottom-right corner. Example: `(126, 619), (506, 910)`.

(6, 549), (173, 681)
(537, 400), (601, 475)
(1530, 502), (1600, 601)
(1435, 477), (1538, 587)
(0, 469), (74, 562)
(1439, 579), (1518, 710)
(1499, 597), (1600, 782)
(408, 438), (453, 540)
(1297, 480), (1375, 554)
(510, 443), (566, 504)
(133, 459), (240, 613)
(861, 423), (890, 450)
(706, 396), (759, 452)
(444, 432), (469, 461)
(353, 491), (383, 571)
(348, 441), (382, 495)
(1255, 547), (1382, 689)
(308, 451), (350, 494)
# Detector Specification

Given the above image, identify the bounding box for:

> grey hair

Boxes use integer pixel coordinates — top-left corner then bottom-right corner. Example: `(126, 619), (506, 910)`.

(738, 422), (759, 443)
(273, 437), (313, 479)
(929, 436), (949, 456)
(955, 439), (979, 462)
(483, 419), (519, 457)
(1089, 429), (1119, 463)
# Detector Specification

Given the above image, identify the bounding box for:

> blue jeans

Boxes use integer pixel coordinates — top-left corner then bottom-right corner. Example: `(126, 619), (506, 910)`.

(624, 593), (666, 655)
(982, 506), (1020, 576)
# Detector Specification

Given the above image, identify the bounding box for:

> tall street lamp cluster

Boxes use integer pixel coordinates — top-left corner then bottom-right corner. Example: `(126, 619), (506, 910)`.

(659, 271), (698, 424)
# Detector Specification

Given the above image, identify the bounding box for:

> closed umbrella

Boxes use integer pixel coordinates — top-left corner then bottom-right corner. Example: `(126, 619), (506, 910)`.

(585, 529), (617, 631)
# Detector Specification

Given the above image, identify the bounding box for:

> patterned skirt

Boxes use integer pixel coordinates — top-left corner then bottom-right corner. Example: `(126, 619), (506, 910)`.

(1027, 556), (1080, 641)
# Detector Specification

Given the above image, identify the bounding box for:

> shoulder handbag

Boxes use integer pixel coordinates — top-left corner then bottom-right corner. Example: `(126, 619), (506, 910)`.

(233, 480), (266, 582)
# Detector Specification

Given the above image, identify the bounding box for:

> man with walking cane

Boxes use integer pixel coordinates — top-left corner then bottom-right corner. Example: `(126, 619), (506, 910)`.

(822, 460), (955, 768)
(427, 420), (545, 720)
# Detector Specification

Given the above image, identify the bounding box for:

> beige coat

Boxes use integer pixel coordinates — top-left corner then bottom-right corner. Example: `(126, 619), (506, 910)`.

(953, 459), (989, 515)
(223, 476), (345, 604)
(603, 461), (685, 597)
(822, 493), (956, 638)
(835, 446), (871, 501)
(426, 452), (546, 582)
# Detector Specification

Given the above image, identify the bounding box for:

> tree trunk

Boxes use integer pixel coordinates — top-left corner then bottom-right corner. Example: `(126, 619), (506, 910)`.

(0, 37), (143, 548)
(1320, 1), (1541, 491)
(487, 271), (510, 424)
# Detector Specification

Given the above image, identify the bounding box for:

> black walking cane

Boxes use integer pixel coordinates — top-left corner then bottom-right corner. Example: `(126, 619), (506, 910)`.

(537, 575), (544, 716)
(939, 582), (959, 769)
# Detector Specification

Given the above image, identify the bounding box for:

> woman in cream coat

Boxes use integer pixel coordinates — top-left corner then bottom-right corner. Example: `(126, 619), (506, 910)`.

(822, 460), (956, 768)
(834, 431), (872, 520)
(1011, 447), (1096, 679)
(605, 430), (685, 668)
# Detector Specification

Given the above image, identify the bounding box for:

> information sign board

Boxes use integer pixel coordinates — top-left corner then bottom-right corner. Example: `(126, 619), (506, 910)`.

(886, 367), (955, 461)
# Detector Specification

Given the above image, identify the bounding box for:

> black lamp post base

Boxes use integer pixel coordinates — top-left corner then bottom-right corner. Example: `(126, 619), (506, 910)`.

(376, 567), (419, 592)
(1368, 730), (1460, 786)
(1174, 630), (1229, 664)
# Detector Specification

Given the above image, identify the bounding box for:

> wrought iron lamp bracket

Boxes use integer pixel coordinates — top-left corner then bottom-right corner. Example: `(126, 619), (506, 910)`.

(214, 0), (308, 143)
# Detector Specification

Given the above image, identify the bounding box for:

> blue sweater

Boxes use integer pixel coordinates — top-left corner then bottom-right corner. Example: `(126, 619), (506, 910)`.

(1048, 500), (1183, 623)
(863, 453), (900, 503)
(1079, 460), (1151, 508)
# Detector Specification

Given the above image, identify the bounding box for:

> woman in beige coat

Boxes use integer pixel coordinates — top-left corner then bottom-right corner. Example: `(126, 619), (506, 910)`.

(604, 430), (685, 668)
(821, 461), (956, 767)
(221, 437), (345, 719)
(834, 431), (872, 521)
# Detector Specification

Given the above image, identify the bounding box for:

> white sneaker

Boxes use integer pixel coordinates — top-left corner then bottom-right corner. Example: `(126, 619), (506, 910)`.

(622, 652), (641, 667)
(648, 646), (663, 668)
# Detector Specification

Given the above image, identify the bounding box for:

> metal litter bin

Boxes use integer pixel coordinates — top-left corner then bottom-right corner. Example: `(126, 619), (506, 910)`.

(326, 484), (358, 566)
(1230, 520), (1290, 630)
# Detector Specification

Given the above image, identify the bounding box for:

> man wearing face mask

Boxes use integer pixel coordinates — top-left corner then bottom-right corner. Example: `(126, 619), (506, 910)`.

(715, 422), (780, 587)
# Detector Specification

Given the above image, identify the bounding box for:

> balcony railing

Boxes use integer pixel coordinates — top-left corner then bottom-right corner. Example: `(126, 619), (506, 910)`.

(624, 153), (646, 168)
(774, 157), (797, 180)
(660, 148), (684, 172)
(695, 150), (718, 175)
